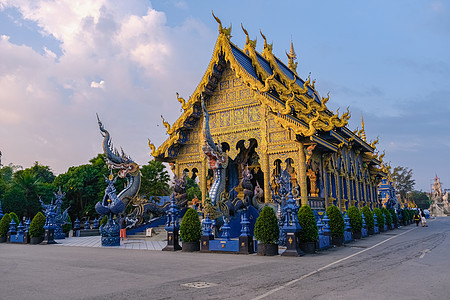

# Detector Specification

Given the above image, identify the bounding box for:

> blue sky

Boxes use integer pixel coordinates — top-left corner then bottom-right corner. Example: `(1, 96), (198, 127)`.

(0, 0), (449, 192)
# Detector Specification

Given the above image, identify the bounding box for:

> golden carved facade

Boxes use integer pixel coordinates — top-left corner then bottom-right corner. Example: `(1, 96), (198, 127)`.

(148, 14), (386, 211)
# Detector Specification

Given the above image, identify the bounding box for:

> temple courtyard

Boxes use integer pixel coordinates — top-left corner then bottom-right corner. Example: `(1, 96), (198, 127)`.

(1, 217), (449, 300)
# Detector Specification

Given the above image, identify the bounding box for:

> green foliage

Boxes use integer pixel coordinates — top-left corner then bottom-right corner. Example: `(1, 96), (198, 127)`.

(373, 208), (385, 227)
(391, 166), (415, 201)
(254, 206), (279, 244)
(0, 162), (56, 218)
(185, 177), (201, 202)
(347, 206), (362, 233)
(326, 205), (345, 238)
(0, 213), (11, 237)
(362, 206), (374, 230)
(381, 207), (392, 226)
(62, 215), (72, 233)
(9, 212), (20, 228)
(389, 208), (398, 225)
(29, 212), (46, 238)
(409, 190), (430, 209)
(2, 185), (27, 217)
(53, 154), (110, 219)
(297, 205), (318, 242)
(140, 160), (170, 196)
(100, 215), (108, 226)
(179, 208), (202, 242)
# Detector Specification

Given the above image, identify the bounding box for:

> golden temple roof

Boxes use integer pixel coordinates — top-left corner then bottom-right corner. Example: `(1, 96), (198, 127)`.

(149, 13), (382, 161)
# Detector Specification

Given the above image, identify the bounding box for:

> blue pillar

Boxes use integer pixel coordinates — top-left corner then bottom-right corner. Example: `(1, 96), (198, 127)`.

(201, 214), (213, 252)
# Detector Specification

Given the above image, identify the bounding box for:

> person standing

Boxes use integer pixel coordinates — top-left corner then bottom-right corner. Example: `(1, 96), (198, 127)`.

(120, 216), (127, 241)
(414, 212), (421, 227)
(420, 209), (428, 227)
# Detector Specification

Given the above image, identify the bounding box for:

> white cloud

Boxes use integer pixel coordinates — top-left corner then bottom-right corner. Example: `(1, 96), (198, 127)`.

(90, 80), (105, 88)
(0, 0), (214, 174)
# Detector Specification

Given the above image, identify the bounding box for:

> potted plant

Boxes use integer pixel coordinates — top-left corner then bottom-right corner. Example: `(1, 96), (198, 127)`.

(254, 206), (279, 256)
(297, 205), (318, 254)
(0, 213), (11, 243)
(389, 208), (398, 228)
(63, 215), (72, 237)
(381, 208), (392, 229)
(373, 208), (385, 231)
(362, 206), (374, 235)
(347, 206), (362, 239)
(401, 210), (409, 226)
(29, 212), (46, 244)
(326, 205), (345, 246)
(180, 208), (202, 252)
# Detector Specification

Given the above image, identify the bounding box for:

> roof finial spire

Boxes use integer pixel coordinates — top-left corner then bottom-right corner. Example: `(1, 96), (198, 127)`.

(286, 39), (298, 73)
(361, 114), (366, 142)
(212, 10), (232, 39)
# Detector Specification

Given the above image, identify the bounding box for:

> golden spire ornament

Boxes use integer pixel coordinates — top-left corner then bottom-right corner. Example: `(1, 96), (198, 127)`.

(286, 40), (298, 73)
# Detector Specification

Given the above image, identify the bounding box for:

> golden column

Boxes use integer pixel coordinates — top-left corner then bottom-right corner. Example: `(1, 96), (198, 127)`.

(298, 142), (308, 206)
(260, 104), (271, 203)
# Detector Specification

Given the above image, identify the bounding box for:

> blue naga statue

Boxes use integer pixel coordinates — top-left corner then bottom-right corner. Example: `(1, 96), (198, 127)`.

(52, 188), (70, 239)
(201, 97), (228, 206)
(95, 114), (141, 214)
(95, 115), (141, 246)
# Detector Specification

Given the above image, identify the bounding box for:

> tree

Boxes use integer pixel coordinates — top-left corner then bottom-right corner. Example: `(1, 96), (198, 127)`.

(53, 154), (110, 219)
(391, 166), (415, 201)
(139, 160), (170, 196)
(185, 177), (201, 202)
(10, 162), (56, 218)
(408, 190), (430, 209)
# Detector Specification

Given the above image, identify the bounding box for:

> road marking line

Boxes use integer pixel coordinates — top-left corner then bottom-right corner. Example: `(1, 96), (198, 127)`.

(252, 227), (416, 300)
(419, 249), (430, 259)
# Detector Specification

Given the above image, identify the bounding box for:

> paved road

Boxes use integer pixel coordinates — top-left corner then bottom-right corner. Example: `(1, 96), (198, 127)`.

(1, 218), (449, 300)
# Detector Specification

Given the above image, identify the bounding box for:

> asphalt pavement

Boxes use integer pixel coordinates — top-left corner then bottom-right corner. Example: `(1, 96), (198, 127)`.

(1, 217), (449, 300)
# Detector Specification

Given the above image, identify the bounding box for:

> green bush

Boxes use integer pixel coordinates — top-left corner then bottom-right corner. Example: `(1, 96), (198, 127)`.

(179, 208), (201, 243)
(298, 205), (318, 243)
(381, 208), (392, 226)
(0, 213), (12, 237)
(29, 212), (46, 238)
(373, 208), (385, 227)
(100, 215), (108, 226)
(254, 206), (279, 244)
(347, 206), (362, 233)
(326, 205), (345, 238)
(63, 215), (72, 233)
(389, 208), (398, 225)
(9, 212), (20, 229)
(362, 206), (374, 230)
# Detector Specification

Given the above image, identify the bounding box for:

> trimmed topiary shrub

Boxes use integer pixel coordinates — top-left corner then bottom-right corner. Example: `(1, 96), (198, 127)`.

(373, 208), (385, 228)
(100, 215), (108, 227)
(362, 206), (374, 230)
(298, 205), (318, 243)
(254, 206), (279, 244)
(347, 206), (362, 234)
(180, 208), (201, 243)
(381, 208), (392, 227)
(63, 215), (72, 233)
(9, 212), (20, 229)
(29, 212), (46, 238)
(389, 208), (398, 226)
(326, 205), (345, 238)
(0, 213), (12, 237)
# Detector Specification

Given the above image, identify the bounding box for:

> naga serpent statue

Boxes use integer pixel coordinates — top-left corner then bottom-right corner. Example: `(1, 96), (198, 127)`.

(95, 114), (141, 216)
(202, 97), (228, 206)
(127, 174), (188, 226)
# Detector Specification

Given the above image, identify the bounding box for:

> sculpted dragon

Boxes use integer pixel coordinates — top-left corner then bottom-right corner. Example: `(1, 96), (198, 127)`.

(202, 97), (228, 206)
(95, 115), (141, 215)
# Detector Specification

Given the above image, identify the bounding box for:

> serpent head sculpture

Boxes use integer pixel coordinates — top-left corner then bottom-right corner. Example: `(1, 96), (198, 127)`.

(96, 114), (141, 209)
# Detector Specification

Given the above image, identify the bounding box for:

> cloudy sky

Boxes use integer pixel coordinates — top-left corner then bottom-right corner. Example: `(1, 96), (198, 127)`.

(0, 0), (449, 192)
